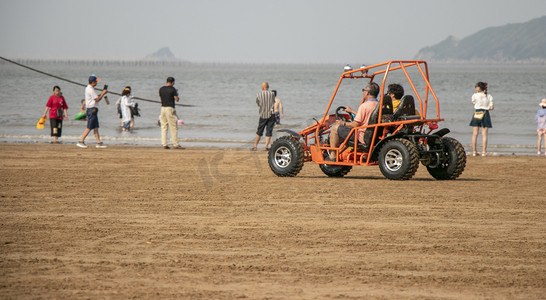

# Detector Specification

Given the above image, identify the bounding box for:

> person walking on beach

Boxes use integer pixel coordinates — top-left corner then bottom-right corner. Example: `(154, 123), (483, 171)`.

(42, 85), (68, 143)
(120, 88), (135, 132)
(253, 82), (276, 151)
(272, 90), (284, 125)
(77, 75), (108, 148)
(159, 77), (183, 149)
(469, 82), (493, 156)
(535, 99), (546, 156)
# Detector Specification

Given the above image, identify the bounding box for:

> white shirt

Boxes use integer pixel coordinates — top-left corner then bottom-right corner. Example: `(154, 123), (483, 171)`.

(120, 95), (135, 122)
(472, 92), (493, 110)
(85, 84), (99, 108)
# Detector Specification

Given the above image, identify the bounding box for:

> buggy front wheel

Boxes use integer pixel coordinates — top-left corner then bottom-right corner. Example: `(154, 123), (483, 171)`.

(268, 136), (304, 177)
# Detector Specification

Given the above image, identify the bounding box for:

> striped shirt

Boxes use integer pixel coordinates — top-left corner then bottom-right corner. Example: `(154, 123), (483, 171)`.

(256, 90), (275, 119)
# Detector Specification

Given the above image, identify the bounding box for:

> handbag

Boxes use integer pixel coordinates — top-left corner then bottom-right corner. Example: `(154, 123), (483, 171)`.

(473, 111), (485, 120)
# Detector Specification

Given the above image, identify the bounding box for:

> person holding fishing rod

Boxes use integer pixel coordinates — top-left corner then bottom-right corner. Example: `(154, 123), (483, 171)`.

(77, 75), (109, 148)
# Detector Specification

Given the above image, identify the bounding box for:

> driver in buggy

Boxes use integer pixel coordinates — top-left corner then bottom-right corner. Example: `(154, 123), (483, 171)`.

(328, 82), (380, 160)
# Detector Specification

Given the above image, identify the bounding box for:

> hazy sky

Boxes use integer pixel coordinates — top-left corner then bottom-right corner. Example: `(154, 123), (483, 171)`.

(1, 0), (545, 63)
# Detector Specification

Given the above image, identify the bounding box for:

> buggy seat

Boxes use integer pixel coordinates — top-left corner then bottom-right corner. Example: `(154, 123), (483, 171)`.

(393, 95), (420, 121)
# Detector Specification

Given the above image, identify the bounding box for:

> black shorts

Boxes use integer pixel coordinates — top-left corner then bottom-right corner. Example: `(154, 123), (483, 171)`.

(87, 108), (99, 130)
(256, 115), (276, 137)
(469, 109), (492, 128)
(50, 118), (63, 137)
(337, 125), (355, 142)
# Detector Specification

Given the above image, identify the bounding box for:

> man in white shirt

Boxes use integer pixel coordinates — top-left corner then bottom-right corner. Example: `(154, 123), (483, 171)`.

(77, 75), (108, 148)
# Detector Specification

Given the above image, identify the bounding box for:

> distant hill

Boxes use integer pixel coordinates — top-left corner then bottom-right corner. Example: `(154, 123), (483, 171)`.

(415, 16), (546, 63)
(143, 47), (180, 61)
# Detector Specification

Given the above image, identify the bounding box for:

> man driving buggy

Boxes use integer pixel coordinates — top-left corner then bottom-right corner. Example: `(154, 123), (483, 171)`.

(328, 82), (380, 160)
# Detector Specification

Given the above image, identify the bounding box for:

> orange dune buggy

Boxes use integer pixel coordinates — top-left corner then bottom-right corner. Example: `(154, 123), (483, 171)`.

(268, 60), (466, 180)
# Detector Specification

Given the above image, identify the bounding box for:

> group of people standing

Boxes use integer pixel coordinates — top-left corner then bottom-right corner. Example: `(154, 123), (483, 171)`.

(41, 76), (544, 156)
(40, 75), (109, 148)
(462, 81), (545, 156)
(41, 75), (183, 149)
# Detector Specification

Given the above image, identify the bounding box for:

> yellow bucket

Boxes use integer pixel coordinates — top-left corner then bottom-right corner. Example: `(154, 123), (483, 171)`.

(36, 116), (47, 129)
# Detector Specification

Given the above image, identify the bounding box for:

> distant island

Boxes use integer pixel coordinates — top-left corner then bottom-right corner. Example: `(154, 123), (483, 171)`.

(415, 16), (546, 64)
(1, 47), (188, 66)
(142, 47), (182, 62)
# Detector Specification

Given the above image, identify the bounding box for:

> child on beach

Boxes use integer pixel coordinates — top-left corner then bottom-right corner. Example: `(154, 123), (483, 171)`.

(120, 88), (135, 132)
(116, 86), (138, 128)
(272, 90), (284, 125)
(535, 99), (546, 155)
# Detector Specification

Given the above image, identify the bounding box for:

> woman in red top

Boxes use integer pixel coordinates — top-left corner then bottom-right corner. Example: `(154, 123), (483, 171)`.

(42, 85), (68, 143)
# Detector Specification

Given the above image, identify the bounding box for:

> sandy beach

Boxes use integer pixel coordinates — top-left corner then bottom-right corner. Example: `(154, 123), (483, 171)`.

(0, 143), (544, 299)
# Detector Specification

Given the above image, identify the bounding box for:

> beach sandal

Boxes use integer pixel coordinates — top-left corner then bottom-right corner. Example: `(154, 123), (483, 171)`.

(250, 147), (257, 151)
(481, 152), (487, 157)
(472, 152), (477, 157)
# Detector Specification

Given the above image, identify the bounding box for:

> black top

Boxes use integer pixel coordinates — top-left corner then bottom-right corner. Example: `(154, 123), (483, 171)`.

(159, 86), (178, 107)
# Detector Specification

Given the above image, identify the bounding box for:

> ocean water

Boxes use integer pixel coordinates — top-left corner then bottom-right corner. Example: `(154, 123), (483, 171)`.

(1, 61), (545, 154)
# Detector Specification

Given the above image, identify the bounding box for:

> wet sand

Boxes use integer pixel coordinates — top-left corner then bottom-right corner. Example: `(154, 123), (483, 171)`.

(0, 143), (544, 299)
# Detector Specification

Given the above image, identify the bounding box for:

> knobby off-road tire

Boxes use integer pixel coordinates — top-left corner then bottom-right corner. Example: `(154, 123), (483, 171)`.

(319, 164), (352, 178)
(378, 138), (419, 180)
(427, 137), (466, 180)
(268, 135), (304, 177)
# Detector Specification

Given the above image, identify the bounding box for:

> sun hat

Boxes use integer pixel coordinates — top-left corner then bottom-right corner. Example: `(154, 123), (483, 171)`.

(540, 99), (546, 108)
(88, 74), (101, 83)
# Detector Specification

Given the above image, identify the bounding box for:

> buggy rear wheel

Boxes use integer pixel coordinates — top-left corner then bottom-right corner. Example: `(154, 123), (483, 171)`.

(427, 137), (466, 180)
(378, 138), (419, 180)
(268, 135), (304, 177)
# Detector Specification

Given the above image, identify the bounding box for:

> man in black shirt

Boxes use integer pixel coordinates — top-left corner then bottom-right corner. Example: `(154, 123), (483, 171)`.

(159, 77), (183, 149)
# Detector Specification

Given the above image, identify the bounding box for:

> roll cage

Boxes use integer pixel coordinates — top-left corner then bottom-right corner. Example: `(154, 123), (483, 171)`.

(297, 60), (444, 166)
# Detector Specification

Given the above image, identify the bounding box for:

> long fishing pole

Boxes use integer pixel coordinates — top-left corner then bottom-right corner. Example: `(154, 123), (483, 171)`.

(0, 56), (194, 107)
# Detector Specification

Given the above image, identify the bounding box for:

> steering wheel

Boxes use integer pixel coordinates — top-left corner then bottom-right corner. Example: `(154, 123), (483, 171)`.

(335, 106), (354, 122)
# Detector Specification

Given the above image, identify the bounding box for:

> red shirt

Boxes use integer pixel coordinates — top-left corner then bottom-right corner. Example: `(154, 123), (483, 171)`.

(46, 95), (68, 119)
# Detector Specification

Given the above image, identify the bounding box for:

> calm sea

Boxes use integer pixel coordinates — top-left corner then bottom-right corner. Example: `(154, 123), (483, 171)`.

(1, 61), (545, 154)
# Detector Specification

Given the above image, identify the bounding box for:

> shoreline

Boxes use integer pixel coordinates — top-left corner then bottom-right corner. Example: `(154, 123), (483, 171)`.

(0, 136), (541, 156)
